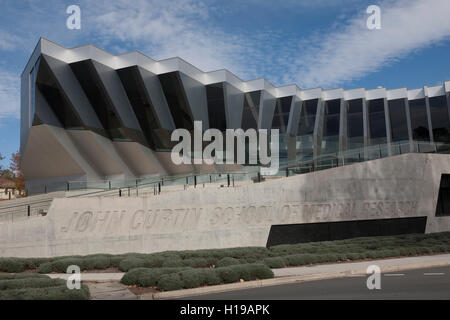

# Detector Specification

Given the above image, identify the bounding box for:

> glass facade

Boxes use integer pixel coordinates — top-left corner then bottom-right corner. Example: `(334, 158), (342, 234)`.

(241, 91), (260, 130)
(29, 58), (40, 127)
(368, 98), (387, 145)
(206, 83), (227, 132)
(322, 99), (341, 154)
(347, 99), (364, 150)
(429, 95), (450, 143)
(158, 72), (194, 131)
(388, 99), (409, 143)
(409, 98), (430, 141)
(37, 57), (83, 129)
(296, 99), (318, 160)
(117, 66), (172, 150)
(271, 96), (292, 133)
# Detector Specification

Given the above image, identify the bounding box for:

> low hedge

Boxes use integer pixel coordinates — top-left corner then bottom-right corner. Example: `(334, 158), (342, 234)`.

(0, 274), (90, 300)
(122, 263), (274, 291)
(0, 285), (90, 300)
(2, 232), (450, 273)
(121, 267), (191, 287)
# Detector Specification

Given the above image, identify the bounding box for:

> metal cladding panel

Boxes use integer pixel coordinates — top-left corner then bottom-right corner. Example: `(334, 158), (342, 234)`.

(259, 90), (277, 130)
(179, 72), (209, 128)
(224, 82), (244, 129)
(41, 55), (103, 130)
(67, 130), (135, 178)
(90, 60), (142, 131)
(137, 66), (175, 130)
(21, 125), (99, 180)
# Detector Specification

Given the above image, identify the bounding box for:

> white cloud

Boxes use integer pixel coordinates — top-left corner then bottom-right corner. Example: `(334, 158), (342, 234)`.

(0, 30), (22, 51)
(84, 0), (257, 77)
(285, 0), (450, 88)
(0, 70), (20, 119)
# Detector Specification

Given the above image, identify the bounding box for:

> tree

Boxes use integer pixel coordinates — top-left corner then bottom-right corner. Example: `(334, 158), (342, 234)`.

(9, 151), (25, 191)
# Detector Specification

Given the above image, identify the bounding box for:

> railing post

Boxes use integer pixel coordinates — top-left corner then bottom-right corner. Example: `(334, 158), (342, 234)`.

(194, 176), (197, 188)
(286, 168), (289, 177)
(119, 189), (122, 197)
(108, 181), (111, 190)
(158, 182), (161, 194)
(27, 205), (30, 217)
(232, 175), (235, 187)
(227, 174), (230, 187)
(67, 182), (69, 192)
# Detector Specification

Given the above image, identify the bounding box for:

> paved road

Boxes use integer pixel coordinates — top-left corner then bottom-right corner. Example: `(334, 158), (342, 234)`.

(179, 266), (450, 300)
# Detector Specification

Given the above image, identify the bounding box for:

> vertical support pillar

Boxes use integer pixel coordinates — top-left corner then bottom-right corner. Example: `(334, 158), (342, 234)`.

(404, 97), (414, 152)
(424, 87), (434, 143)
(338, 99), (347, 164)
(362, 98), (370, 160)
(313, 99), (325, 162)
(384, 98), (392, 156)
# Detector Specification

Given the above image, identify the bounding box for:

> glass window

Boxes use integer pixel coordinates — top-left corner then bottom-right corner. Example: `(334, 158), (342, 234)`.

(37, 57), (83, 129)
(296, 99), (318, 160)
(322, 99), (340, 154)
(117, 66), (172, 150)
(388, 99), (409, 142)
(158, 72), (194, 131)
(347, 99), (364, 150)
(409, 98), (430, 142)
(70, 60), (125, 139)
(272, 96), (292, 133)
(206, 83), (227, 132)
(429, 95), (450, 143)
(241, 91), (260, 130)
(368, 99), (387, 145)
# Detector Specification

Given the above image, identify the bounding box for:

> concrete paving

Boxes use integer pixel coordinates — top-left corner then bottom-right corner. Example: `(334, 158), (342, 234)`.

(85, 281), (137, 300)
(47, 273), (124, 281)
(272, 253), (450, 278)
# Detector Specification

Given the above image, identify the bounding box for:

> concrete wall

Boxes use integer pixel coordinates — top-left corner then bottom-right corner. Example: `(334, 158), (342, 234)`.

(2, 153), (450, 258)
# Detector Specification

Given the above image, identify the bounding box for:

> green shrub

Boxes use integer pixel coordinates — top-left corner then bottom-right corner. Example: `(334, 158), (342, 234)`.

(0, 284), (90, 300)
(0, 273), (49, 281)
(50, 258), (85, 273)
(198, 269), (221, 286)
(244, 264), (274, 280)
(216, 257), (240, 267)
(83, 256), (111, 270)
(0, 258), (26, 273)
(120, 267), (190, 286)
(37, 262), (53, 274)
(143, 256), (165, 268)
(216, 266), (241, 283)
(183, 258), (210, 268)
(118, 257), (145, 272)
(158, 273), (184, 291)
(263, 257), (286, 268)
(0, 278), (65, 290)
(161, 257), (184, 268)
(179, 270), (203, 289)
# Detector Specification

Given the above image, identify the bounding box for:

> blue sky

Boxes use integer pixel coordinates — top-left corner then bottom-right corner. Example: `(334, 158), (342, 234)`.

(1, 0), (450, 168)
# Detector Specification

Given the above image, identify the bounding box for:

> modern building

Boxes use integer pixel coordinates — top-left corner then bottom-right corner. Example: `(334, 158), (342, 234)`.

(21, 38), (450, 194)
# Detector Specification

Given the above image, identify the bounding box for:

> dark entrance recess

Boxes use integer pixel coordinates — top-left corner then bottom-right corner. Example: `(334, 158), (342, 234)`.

(435, 174), (450, 216)
(266, 216), (427, 247)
